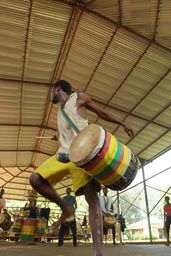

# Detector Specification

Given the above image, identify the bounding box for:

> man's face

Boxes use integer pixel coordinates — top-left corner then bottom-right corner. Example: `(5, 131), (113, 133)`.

(0, 190), (4, 196)
(103, 187), (108, 196)
(50, 86), (60, 104)
(66, 188), (71, 195)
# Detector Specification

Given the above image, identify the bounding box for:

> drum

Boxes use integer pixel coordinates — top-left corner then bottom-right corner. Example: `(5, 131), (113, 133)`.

(35, 218), (46, 235)
(20, 218), (37, 242)
(47, 226), (59, 236)
(11, 217), (23, 234)
(103, 214), (116, 228)
(0, 213), (12, 230)
(64, 215), (75, 226)
(69, 124), (139, 190)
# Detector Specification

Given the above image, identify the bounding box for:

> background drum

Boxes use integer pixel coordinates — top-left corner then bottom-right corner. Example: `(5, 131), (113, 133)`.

(103, 214), (116, 229)
(35, 218), (46, 235)
(0, 212), (12, 230)
(63, 215), (75, 227)
(69, 124), (139, 190)
(20, 218), (37, 242)
(11, 217), (23, 234)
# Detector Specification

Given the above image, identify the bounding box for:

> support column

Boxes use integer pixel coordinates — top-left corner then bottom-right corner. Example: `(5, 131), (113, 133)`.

(141, 159), (153, 242)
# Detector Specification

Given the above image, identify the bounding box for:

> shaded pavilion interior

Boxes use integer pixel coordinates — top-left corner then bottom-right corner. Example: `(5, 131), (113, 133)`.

(0, 0), (171, 234)
(0, 2), (171, 254)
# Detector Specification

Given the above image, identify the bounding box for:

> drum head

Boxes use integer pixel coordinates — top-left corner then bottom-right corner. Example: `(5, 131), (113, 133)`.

(69, 124), (104, 166)
(0, 213), (5, 224)
(65, 215), (74, 223)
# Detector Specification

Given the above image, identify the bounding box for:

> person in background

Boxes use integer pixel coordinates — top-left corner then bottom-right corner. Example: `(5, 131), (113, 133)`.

(58, 187), (77, 247)
(0, 188), (12, 231)
(39, 207), (50, 227)
(0, 189), (7, 214)
(164, 196), (171, 246)
(81, 214), (91, 242)
(29, 80), (134, 256)
(22, 199), (38, 218)
(115, 213), (126, 244)
(23, 202), (29, 211)
(28, 199), (38, 219)
(99, 187), (116, 245)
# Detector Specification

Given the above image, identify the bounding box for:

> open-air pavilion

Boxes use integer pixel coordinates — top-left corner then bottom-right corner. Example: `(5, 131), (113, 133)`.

(0, 0), (171, 255)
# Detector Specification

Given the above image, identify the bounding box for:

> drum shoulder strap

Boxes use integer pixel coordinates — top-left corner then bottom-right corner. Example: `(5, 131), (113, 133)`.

(61, 108), (80, 134)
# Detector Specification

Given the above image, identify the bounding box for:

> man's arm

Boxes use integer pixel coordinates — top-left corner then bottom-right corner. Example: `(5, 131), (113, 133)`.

(2, 198), (6, 209)
(74, 197), (77, 210)
(77, 92), (134, 138)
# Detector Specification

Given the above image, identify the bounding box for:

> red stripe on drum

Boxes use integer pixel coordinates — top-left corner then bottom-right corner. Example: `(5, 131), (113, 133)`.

(98, 144), (130, 185)
(83, 131), (111, 172)
(93, 141), (124, 181)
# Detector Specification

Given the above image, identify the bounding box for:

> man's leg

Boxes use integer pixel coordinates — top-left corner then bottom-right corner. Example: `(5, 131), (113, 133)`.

(58, 224), (65, 246)
(29, 173), (74, 228)
(70, 220), (77, 247)
(103, 227), (108, 244)
(112, 226), (116, 245)
(83, 182), (103, 256)
(164, 217), (170, 245)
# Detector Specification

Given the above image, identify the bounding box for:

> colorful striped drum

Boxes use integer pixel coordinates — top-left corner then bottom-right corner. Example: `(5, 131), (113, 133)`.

(69, 124), (139, 190)
(35, 218), (46, 235)
(12, 218), (23, 234)
(20, 218), (37, 242)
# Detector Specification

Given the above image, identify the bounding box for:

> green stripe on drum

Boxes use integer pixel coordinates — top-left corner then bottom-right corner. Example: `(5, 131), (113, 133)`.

(93, 140), (122, 179)
(12, 227), (22, 233)
(20, 234), (34, 241)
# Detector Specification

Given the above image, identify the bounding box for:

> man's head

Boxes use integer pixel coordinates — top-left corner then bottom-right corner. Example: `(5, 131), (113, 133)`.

(0, 189), (5, 196)
(51, 80), (72, 104)
(165, 196), (170, 203)
(66, 187), (72, 195)
(103, 187), (108, 196)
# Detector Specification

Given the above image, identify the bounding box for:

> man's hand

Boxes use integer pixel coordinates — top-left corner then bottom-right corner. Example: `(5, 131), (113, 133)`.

(3, 209), (7, 214)
(124, 126), (134, 139)
(51, 135), (58, 141)
(104, 212), (113, 217)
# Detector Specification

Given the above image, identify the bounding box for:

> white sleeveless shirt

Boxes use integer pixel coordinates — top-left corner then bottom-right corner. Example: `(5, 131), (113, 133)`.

(57, 92), (88, 154)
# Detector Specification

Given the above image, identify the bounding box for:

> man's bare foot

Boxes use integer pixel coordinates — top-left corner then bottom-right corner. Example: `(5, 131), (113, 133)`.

(50, 205), (75, 230)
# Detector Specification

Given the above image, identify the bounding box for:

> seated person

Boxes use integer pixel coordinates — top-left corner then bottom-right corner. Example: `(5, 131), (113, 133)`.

(0, 189), (7, 213)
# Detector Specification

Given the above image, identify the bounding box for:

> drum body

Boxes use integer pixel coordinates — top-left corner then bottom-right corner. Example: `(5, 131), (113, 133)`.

(69, 124), (139, 191)
(35, 218), (46, 235)
(12, 218), (23, 234)
(103, 214), (116, 229)
(0, 213), (12, 230)
(64, 215), (75, 227)
(20, 218), (37, 242)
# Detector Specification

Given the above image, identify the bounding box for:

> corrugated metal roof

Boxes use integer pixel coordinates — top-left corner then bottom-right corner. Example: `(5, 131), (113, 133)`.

(0, 0), (171, 201)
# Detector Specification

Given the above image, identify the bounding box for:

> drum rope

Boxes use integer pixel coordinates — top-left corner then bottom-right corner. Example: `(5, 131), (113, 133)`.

(61, 108), (80, 134)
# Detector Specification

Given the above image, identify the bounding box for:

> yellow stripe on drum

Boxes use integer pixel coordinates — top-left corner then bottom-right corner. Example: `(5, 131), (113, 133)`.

(21, 225), (35, 235)
(111, 148), (132, 184)
(35, 219), (46, 234)
(98, 144), (130, 185)
(86, 133), (117, 177)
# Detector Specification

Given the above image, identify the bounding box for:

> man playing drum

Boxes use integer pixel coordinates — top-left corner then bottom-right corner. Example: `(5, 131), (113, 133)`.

(99, 187), (116, 245)
(29, 80), (133, 256)
(58, 187), (77, 247)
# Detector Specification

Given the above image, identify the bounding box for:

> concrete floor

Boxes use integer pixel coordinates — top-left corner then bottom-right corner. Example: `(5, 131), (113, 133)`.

(0, 241), (171, 256)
